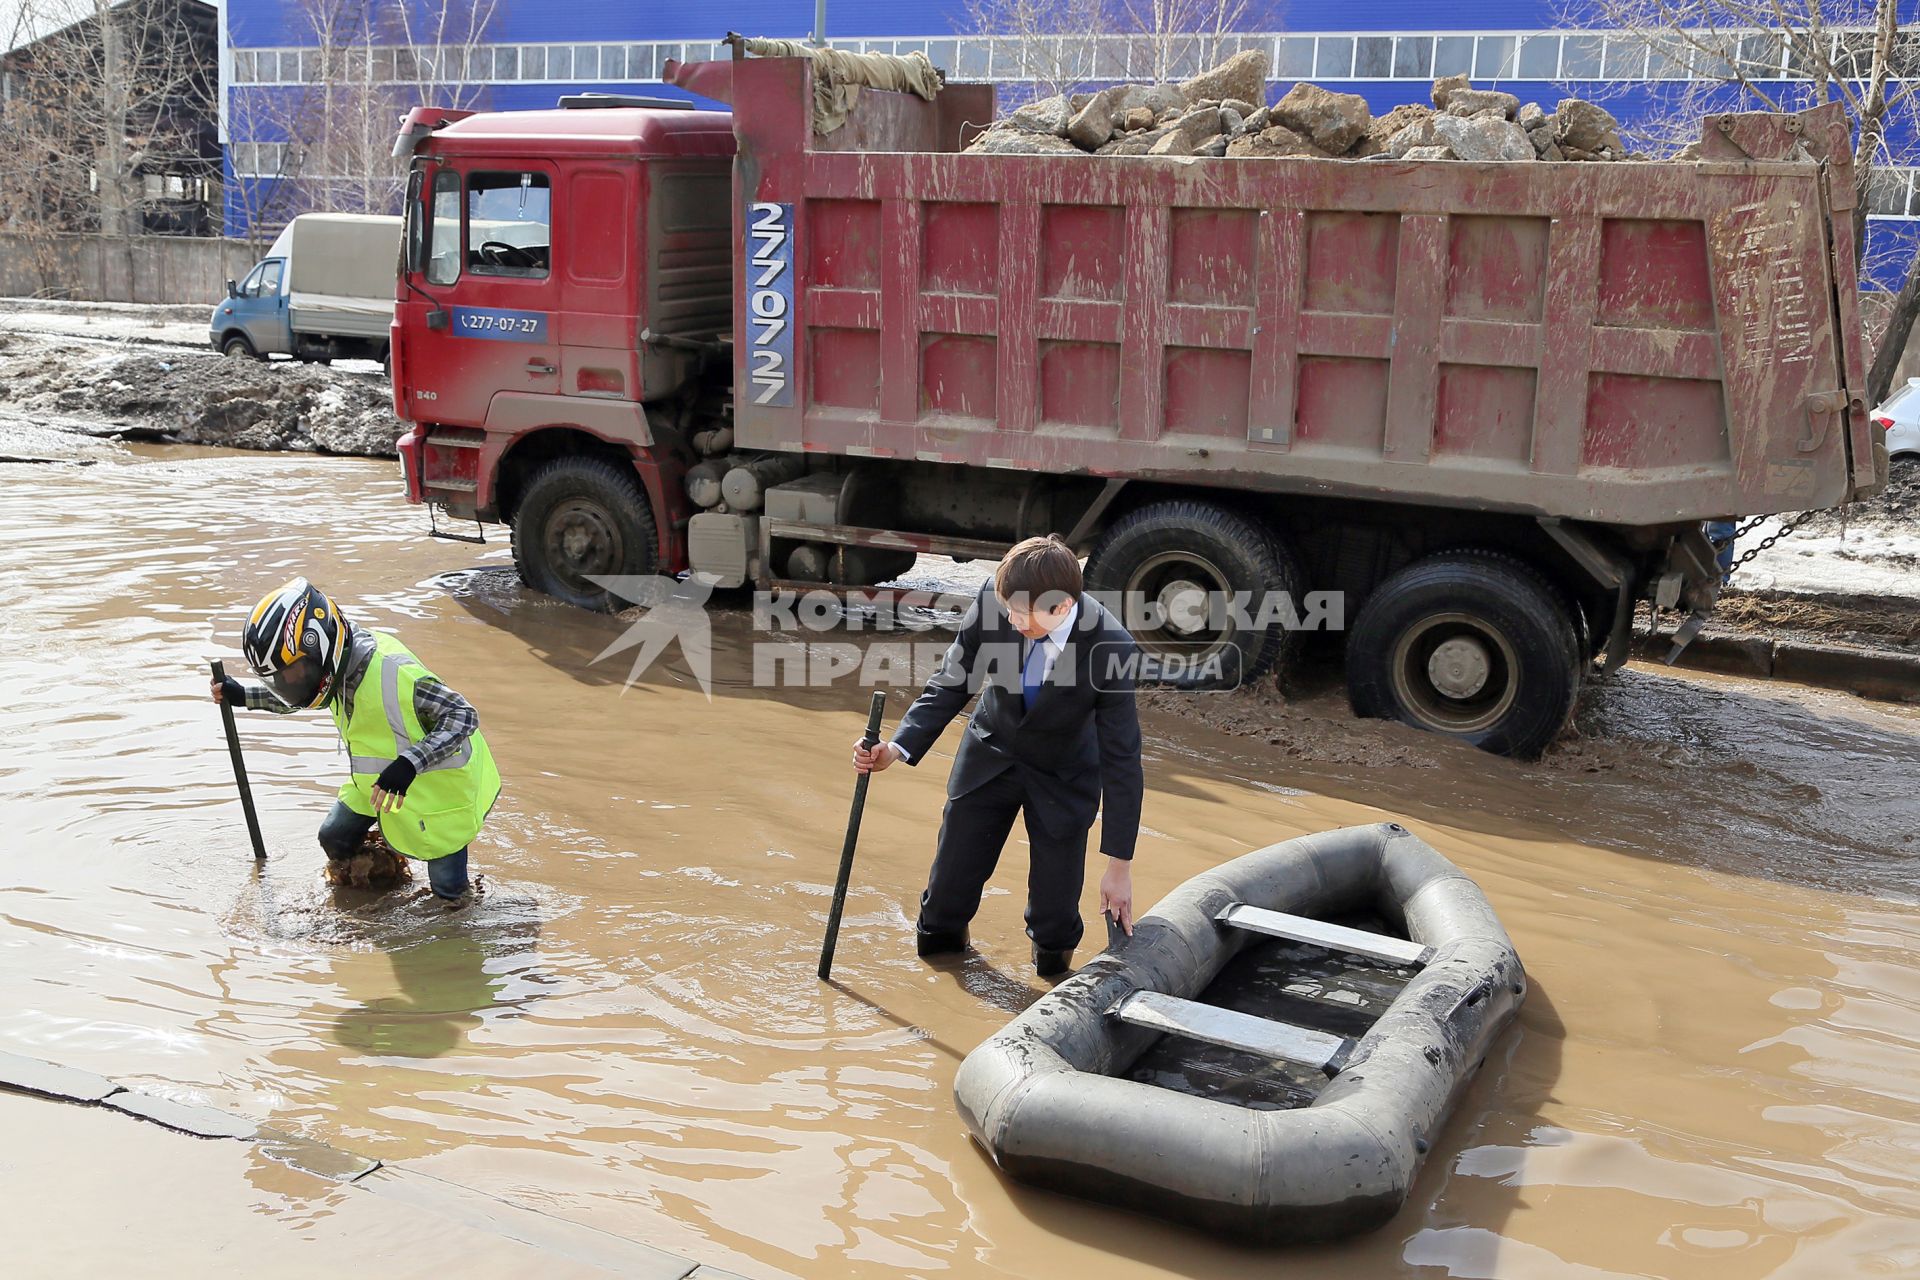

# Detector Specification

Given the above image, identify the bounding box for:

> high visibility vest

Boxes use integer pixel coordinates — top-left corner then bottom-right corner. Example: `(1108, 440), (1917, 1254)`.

(331, 631), (501, 860)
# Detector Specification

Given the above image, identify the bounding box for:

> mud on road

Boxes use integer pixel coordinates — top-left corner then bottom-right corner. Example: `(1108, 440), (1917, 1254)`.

(0, 327), (400, 456)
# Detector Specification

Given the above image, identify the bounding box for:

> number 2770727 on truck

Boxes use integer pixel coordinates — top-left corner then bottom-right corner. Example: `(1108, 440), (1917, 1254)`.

(388, 47), (1886, 759)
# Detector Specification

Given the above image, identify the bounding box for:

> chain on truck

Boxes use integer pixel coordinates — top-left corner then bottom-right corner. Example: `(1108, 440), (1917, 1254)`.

(385, 39), (1889, 761)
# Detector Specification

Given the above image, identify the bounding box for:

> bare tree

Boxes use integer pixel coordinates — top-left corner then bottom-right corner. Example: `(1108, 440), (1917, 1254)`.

(1581, 0), (1920, 403)
(962, 0), (1109, 100)
(221, 79), (299, 255)
(1115, 0), (1270, 85)
(227, 0), (496, 231)
(0, 0), (215, 242)
(962, 0), (1281, 102)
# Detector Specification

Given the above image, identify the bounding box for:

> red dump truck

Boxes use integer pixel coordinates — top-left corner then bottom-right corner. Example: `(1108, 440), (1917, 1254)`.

(388, 51), (1886, 757)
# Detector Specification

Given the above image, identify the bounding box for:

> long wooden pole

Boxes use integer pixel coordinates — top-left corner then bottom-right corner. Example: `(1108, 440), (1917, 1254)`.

(210, 660), (268, 861)
(818, 691), (887, 981)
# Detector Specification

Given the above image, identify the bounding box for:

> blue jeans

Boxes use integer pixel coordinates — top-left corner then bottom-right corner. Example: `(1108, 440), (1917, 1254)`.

(318, 799), (471, 898)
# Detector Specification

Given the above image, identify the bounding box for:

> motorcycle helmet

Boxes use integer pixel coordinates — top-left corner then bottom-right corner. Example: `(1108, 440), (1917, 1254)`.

(242, 578), (346, 709)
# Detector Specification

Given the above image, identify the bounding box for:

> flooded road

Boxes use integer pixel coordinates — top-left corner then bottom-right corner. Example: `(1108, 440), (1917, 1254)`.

(2, 447), (1918, 1278)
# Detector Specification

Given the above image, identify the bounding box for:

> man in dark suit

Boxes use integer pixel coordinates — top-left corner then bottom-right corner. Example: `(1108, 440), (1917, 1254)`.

(852, 535), (1145, 977)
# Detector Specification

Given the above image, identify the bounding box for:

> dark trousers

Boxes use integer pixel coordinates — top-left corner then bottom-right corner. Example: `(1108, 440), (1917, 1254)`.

(318, 799), (470, 899)
(917, 767), (1089, 953)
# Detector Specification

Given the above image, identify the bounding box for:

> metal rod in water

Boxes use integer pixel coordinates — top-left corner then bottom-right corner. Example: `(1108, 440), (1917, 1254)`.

(210, 659), (268, 861)
(819, 690), (887, 981)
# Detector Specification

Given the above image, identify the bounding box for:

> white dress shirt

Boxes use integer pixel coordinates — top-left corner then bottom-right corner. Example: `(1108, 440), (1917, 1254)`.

(892, 601), (1078, 763)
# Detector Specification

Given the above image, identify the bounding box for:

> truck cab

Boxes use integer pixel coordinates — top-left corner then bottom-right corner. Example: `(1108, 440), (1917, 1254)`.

(391, 99), (735, 595)
(210, 256), (288, 359)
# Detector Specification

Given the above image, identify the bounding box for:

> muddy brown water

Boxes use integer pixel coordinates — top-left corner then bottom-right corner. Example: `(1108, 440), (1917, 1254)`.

(2, 447), (1918, 1278)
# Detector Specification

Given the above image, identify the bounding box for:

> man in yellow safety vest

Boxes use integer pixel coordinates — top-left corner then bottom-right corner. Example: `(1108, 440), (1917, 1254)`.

(211, 577), (501, 903)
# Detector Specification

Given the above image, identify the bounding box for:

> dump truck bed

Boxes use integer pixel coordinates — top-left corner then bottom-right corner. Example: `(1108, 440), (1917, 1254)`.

(692, 56), (1879, 528)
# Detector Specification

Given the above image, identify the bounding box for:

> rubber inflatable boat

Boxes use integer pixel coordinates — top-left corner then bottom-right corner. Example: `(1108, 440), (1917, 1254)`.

(953, 822), (1524, 1243)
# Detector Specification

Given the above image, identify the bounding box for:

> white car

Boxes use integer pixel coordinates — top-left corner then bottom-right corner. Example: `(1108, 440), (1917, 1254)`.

(1871, 378), (1920, 460)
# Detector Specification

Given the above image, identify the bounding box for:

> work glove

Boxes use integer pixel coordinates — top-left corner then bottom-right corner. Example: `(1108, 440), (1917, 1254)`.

(212, 674), (246, 706)
(371, 758), (416, 813)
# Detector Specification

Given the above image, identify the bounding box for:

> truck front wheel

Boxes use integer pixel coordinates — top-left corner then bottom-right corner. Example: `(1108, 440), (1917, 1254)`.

(1346, 550), (1580, 759)
(1084, 500), (1300, 690)
(220, 333), (259, 359)
(510, 457), (658, 612)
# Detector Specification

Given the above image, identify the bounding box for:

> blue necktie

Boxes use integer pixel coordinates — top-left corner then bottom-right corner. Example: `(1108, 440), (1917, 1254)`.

(1022, 637), (1046, 711)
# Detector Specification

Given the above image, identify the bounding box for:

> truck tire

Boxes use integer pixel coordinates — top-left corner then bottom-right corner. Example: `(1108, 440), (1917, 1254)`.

(220, 333), (259, 359)
(1346, 550), (1581, 759)
(510, 457), (658, 612)
(1084, 500), (1300, 691)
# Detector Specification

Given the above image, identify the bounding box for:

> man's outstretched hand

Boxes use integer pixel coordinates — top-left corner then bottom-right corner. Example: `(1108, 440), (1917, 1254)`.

(1100, 856), (1134, 935)
(209, 675), (245, 705)
(851, 739), (901, 775)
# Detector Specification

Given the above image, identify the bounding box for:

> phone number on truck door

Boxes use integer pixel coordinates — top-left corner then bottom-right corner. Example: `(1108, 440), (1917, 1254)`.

(449, 306), (549, 343)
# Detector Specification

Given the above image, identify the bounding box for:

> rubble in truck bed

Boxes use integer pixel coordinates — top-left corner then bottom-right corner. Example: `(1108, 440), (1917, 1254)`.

(968, 52), (1651, 162)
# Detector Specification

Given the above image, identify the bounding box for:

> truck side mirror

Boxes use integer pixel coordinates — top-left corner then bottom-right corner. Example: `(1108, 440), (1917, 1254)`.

(225, 279), (239, 298)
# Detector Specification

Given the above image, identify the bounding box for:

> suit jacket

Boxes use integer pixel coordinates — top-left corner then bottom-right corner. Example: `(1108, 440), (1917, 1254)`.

(893, 582), (1145, 860)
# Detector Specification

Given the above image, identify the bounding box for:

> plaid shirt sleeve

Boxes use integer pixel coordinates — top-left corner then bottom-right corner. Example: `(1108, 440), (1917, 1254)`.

(400, 677), (479, 772)
(241, 684), (298, 715)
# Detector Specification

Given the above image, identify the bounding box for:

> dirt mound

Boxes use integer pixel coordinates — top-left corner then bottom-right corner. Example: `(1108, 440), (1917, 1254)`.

(1798, 456), (1920, 532)
(0, 340), (403, 456)
(323, 828), (413, 889)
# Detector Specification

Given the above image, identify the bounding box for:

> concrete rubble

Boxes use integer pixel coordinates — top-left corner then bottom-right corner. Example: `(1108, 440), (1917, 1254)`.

(967, 52), (1653, 162)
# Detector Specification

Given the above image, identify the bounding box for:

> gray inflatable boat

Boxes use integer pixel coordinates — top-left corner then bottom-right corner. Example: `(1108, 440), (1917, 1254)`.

(953, 822), (1524, 1244)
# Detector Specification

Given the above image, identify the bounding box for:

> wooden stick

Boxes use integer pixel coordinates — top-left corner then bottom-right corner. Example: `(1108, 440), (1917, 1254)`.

(819, 690), (888, 981)
(210, 660), (268, 861)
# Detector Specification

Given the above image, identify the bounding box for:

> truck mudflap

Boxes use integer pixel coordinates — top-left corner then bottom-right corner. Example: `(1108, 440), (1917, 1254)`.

(1537, 519), (1636, 671)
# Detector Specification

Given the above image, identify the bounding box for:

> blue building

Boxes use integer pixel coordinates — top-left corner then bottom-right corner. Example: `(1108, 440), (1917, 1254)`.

(216, 0), (1918, 279)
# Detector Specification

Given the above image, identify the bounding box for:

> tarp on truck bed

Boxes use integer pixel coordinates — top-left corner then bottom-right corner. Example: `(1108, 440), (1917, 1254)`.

(741, 36), (940, 135)
(267, 214), (403, 304)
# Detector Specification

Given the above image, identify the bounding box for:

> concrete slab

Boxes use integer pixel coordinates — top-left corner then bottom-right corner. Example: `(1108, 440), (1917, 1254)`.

(1773, 642), (1920, 702)
(254, 1127), (382, 1182)
(354, 1166), (699, 1279)
(1636, 632), (1775, 678)
(101, 1090), (258, 1139)
(0, 1090), (626, 1278)
(0, 1049), (120, 1103)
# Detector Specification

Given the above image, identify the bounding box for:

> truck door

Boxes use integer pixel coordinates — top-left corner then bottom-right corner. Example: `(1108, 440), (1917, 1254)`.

(402, 161), (561, 429)
(232, 258), (288, 355)
(557, 164), (639, 402)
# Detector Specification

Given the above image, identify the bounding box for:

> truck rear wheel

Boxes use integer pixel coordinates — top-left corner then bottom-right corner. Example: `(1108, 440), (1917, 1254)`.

(1346, 550), (1580, 759)
(1084, 500), (1300, 690)
(510, 457), (658, 612)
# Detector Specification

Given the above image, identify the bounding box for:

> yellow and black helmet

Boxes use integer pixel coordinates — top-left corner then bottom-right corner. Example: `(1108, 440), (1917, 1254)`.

(242, 578), (346, 708)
